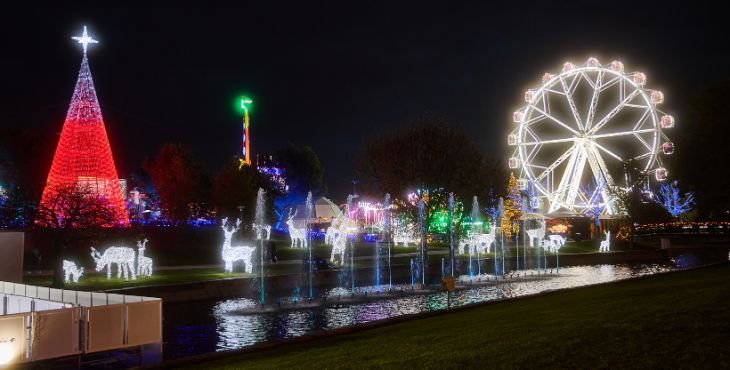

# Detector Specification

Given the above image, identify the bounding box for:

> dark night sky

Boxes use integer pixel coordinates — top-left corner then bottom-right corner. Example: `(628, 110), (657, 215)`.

(1, 2), (727, 198)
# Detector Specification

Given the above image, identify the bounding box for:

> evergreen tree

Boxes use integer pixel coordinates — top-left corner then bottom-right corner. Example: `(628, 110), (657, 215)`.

(501, 173), (523, 237)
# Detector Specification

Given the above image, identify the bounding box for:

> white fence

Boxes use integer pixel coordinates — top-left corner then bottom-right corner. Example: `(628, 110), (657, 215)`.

(0, 281), (162, 365)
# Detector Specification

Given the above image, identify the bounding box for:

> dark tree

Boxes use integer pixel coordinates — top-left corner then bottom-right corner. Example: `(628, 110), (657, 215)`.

(676, 80), (730, 219)
(356, 117), (505, 202)
(211, 160), (277, 222)
(143, 143), (207, 223)
(35, 186), (119, 287)
(276, 143), (326, 196)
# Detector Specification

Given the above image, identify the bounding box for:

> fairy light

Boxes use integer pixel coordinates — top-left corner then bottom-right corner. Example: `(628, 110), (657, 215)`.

(62, 260), (84, 283)
(221, 218), (255, 273)
(90, 246), (137, 280)
(40, 26), (128, 226)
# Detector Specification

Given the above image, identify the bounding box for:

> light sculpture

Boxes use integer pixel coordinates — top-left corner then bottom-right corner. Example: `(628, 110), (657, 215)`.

(509, 57), (674, 216)
(547, 234), (567, 250)
(90, 246), (137, 280)
(40, 26), (128, 226)
(239, 97), (253, 167)
(136, 239), (153, 277)
(525, 221), (546, 247)
(253, 223), (271, 240)
(393, 222), (417, 246)
(286, 212), (307, 249)
(599, 230), (611, 252)
(62, 260), (84, 283)
(221, 218), (255, 273)
(329, 219), (348, 265)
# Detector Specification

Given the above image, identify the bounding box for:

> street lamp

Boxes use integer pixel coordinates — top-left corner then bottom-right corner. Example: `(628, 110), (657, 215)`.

(239, 96), (253, 168)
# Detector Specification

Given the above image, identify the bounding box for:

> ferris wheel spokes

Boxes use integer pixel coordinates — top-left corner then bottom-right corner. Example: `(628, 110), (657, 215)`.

(588, 89), (642, 135)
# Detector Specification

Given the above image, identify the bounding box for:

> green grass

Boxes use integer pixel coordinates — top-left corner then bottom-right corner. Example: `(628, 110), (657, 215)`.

(179, 262), (730, 369)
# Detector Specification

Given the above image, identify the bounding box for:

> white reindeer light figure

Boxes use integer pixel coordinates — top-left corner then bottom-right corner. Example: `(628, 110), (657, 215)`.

(548, 234), (566, 249)
(599, 230), (611, 252)
(286, 212), (307, 249)
(459, 226), (496, 255)
(63, 260), (84, 283)
(253, 223), (271, 240)
(90, 246), (137, 280)
(329, 221), (348, 265)
(526, 228), (545, 247)
(136, 239), (153, 277)
(325, 226), (337, 245)
(221, 217), (256, 273)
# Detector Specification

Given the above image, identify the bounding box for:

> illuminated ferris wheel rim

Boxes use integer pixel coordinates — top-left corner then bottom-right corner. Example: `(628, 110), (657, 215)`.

(507, 57), (674, 215)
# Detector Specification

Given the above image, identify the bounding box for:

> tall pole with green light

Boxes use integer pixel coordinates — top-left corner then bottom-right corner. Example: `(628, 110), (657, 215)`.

(240, 97), (253, 168)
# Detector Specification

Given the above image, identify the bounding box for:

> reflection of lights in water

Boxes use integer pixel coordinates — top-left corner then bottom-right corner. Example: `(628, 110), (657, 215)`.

(213, 298), (265, 350)
(167, 257), (717, 356)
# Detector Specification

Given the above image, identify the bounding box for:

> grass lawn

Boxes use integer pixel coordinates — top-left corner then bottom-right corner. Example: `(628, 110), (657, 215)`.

(179, 262), (730, 369)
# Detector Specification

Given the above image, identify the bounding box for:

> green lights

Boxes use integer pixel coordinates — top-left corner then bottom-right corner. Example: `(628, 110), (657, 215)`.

(241, 96), (253, 111)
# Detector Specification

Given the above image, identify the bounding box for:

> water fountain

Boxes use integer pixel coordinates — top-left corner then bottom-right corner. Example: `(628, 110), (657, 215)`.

(305, 192), (314, 300)
(418, 199), (427, 288)
(470, 196), (479, 281)
(383, 193), (392, 290)
(449, 193), (456, 277)
(347, 194), (355, 294)
(255, 188), (266, 304)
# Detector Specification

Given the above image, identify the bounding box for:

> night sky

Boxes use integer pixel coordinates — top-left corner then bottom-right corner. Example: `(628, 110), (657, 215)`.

(1, 2), (727, 198)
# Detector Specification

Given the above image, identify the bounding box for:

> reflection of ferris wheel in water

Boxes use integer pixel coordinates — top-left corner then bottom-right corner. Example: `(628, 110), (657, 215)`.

(508, 58), (675, 216)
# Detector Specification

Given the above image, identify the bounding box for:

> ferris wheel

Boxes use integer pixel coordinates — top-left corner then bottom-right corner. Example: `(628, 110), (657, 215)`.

(508, 57), (674, 216)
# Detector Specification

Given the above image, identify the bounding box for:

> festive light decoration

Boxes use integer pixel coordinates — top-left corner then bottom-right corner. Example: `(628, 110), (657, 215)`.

(286, 212), (307, 248)
(239, 97), (253, 168)
(501, 173), (523, 237)
(329, 217), (348, 265)
(221, 217), (255, 273)
(253, 223), (271, 240)
(654, 180), (695, 217)
(393, 221), (417, 246)
(547, 235), (566, 250)
(40, 27), (128, 226)
(90, 246), (137, 280)
(324, 226), (337, 245)
(136, 239), (153, 277)
(509, 58), (674, 216)
(599, 230), (611, 252)
(62, 260), (84, 283)
(525, 218), (546, 247)
(458, 226), (495, 255)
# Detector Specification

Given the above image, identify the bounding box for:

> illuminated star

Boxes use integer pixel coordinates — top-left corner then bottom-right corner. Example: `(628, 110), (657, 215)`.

(72, 26), (98, 53)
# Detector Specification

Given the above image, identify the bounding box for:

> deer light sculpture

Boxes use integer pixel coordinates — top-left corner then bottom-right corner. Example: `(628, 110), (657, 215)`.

(221, 217), (256, 273)
(599, 230), (611, 252)
(62, 260), (84, 283)
(136, 239), (153, 277)
(286, 211), (307, 249)
(90, 246), (137, 280)
(253, 223), (271, 240)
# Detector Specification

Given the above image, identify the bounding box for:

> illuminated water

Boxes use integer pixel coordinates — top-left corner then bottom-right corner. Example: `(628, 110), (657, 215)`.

(163, 248), (728, 359)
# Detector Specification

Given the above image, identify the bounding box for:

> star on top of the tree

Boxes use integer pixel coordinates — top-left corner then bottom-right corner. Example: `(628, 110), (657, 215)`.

(72, 26), (98, 53)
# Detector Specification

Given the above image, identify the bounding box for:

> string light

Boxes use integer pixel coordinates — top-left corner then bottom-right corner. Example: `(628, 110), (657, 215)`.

(221, 218), (255, 273)
(90, 246), (137, 280)
(62, 260), (84, 283)
(136, 239), (153, 277)
(286, 213), (307, 249)
(40, 26), (128, 226)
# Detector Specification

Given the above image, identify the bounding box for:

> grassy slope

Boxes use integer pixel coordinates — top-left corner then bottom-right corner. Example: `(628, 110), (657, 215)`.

(181, 263), (730, 369)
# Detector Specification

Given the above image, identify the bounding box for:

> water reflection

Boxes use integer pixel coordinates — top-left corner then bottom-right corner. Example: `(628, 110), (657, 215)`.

(164, 249), (728, 359)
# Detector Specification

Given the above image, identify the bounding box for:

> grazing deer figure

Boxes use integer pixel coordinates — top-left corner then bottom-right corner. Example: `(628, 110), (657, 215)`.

(221, 217), (255, 273)
(548, 234), (566, 249)
(526, 228), (545, 247)
(286, 212), (307, 249)
(599, 230), (611, 252)
(136, 239), (153, 277)
(90, 246), (137, 280)
(253, 223), (271, 240)
(63, 260), (84, 283)
(459, 227), (496, 255)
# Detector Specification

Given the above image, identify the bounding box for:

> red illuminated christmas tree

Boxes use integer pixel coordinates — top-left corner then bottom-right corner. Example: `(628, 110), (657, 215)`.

(40, 27), (128, 226)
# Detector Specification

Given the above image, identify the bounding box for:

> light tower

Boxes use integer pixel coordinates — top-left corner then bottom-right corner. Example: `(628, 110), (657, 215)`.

(39, 26), (129, 226)
(240, 96), (253, 167)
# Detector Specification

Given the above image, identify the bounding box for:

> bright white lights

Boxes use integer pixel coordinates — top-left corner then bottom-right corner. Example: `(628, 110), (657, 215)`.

(458, 227), (495, 255)
(253, 223), (271, 240)
(655, 167), (668, 181)
(508, 59), (674, 216)
(286, 214), (307, 249)
(221, 218), (255, 273)
(136, 239), (153, 277)
(329, 219), (348, 265)
(71, 26), (98, 53)
(0, 343), (14, 365)
(90, 246), (137, 280)
(62, 260), (84, 283)
(393, 222), (417, 246)
(599, 230), (611, 252)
